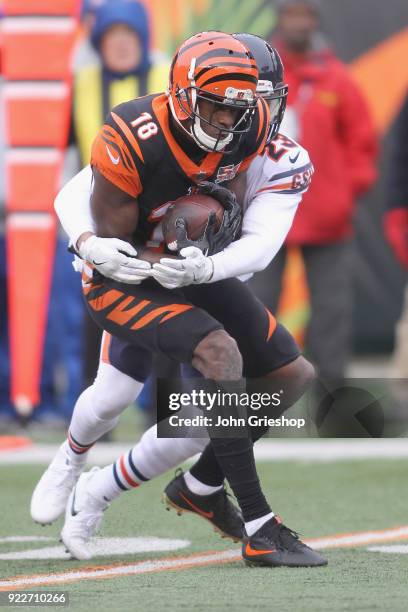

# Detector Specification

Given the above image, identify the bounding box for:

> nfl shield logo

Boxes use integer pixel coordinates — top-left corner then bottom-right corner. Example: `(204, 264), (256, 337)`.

(216, 162), (242, 183)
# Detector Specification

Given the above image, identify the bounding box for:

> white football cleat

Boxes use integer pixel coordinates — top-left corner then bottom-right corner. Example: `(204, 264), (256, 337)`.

(61, 468), (109, 560)
(30, 442), (86, 525)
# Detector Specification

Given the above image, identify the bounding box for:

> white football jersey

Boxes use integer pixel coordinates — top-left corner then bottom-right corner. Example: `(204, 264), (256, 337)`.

(208, 133), (313, 283)
(244, 132), (313, 212)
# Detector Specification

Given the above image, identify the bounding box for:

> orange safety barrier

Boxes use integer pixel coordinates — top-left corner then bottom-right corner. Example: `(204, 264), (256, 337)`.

(4, 82), (71, 148)
(6, 214), (57, 411)
(4, 2), (80, 413)
(3, 0), (80, 17)
(5, 149), (63, 213)
(2, 18), (77, 80)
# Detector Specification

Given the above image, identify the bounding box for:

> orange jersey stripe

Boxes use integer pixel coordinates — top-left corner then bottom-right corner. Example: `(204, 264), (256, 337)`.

(131, 303), (193, 330)
(91, 128), (142, 198)
(152, 95), (222, 180)
(107, 297), (151, 326)
(88, 289), (124, 312)
(265, 307), (277, 342)
(101, 331), (112, 364)
(256, 182), (295, 194)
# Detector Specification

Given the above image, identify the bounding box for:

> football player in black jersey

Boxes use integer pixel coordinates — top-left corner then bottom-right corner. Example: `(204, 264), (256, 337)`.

(32, 31), (326, 568)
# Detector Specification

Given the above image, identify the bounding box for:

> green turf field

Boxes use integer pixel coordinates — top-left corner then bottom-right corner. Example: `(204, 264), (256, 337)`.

(1, 458), (407, 611)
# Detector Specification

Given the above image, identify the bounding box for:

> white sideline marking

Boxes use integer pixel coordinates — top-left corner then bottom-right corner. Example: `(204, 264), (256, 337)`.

(0, 536), (53, 544)
(368, 545), (408, 554)
(0, 537), (190, 561)
(1, 439), (408, 465)
(1, 526), (408, 589)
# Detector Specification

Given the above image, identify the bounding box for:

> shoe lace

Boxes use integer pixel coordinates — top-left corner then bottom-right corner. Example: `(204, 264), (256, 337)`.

(274, 523), (305, 552)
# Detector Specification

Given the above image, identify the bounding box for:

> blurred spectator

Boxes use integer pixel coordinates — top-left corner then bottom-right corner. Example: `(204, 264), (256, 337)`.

(384, 93), (408, 376)
(71, 0), (168, 388)
(250, 0), (377, 381)
(74, 0), (168, 168)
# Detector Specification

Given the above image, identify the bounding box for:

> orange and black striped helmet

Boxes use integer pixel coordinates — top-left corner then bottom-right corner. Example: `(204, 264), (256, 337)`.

(167, 31), (259, 153)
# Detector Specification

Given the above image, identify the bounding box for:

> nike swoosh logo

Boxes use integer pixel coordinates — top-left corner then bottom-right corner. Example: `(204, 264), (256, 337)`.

(70, 488), (79, 517)
(179, 492), (214, 519)
(245, 542), (277, 556)
(92, 259), (109, 266)
(289, 151), (300, 164)
(105, 144), (120, 165)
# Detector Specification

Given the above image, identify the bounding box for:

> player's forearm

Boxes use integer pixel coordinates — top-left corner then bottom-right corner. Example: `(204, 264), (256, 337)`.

(91, 168), (139, 244)
(209, 235), (275, 282)
(54, 165), (95, 248)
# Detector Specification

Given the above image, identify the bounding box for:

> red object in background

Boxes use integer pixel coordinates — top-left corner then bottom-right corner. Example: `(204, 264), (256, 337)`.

(384, 207), (408, 269)
(2, 18), (77, 80)
(6, 215), (57, 409)
(3, 0), (80, 17)
(4, 83), (71, 148)
(5, 150), (63, 213)
(276, 46), (378, 245)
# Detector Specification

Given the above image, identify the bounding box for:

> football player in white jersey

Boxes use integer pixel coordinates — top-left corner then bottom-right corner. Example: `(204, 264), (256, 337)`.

(31, 34), (324, 568)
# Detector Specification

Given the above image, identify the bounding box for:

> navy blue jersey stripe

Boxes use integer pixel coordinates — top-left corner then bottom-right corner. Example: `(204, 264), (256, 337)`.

(275, 186), (309, 194)
(268, 162), (312, 183)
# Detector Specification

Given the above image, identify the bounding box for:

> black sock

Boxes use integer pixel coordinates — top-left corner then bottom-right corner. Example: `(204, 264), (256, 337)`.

(189, 377), (271, 522)
(209, 437), (272, 522)
(189, 417), (269, 487)
(189, 443), (224, 486)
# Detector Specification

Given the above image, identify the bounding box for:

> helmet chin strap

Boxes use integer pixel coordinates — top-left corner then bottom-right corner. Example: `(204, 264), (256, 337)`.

(167, 88), (232, 152)
(193, 115), (233, 152)
(189, 82), (232, 152)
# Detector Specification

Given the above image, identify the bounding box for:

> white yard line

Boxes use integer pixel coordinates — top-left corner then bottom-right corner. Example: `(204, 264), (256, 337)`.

(1, 439), (408, 465)
(368, 545), (408, 554)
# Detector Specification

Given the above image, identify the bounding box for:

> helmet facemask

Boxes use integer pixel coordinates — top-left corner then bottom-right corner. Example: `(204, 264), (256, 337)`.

(257, 79), (288, 143)
(176, 84), (257, 153)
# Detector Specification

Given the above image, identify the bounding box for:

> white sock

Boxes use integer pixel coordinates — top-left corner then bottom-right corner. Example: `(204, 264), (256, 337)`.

(183, 471), (223, 496)
(67, 362), (143, 462)
(245, 512), (275, 537)
(87, 464), (124, 502)
(59, 440), (87, 467)
(66, 386), (119, 462)
(86, 427), (209, 503)
(131, 425), (207, 480)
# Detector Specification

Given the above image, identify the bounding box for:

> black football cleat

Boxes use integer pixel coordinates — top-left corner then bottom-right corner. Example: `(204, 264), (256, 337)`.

(163, 470), (243, 542)
(242, 515), (328, 567)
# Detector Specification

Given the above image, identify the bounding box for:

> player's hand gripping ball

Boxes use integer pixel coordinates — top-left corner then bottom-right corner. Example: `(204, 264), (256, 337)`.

(162, 182), (241, 255)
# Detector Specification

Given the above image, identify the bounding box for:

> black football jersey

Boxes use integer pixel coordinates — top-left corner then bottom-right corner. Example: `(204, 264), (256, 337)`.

(91, 93), (269, 244)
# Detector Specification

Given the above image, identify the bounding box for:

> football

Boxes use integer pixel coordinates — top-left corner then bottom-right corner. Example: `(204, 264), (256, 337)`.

(162, 194), (224, 251)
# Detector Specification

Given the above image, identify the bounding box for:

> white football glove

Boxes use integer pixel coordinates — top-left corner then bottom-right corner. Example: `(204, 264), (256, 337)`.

(78, 235), (151, 284)
(151, 246), (213, 289)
